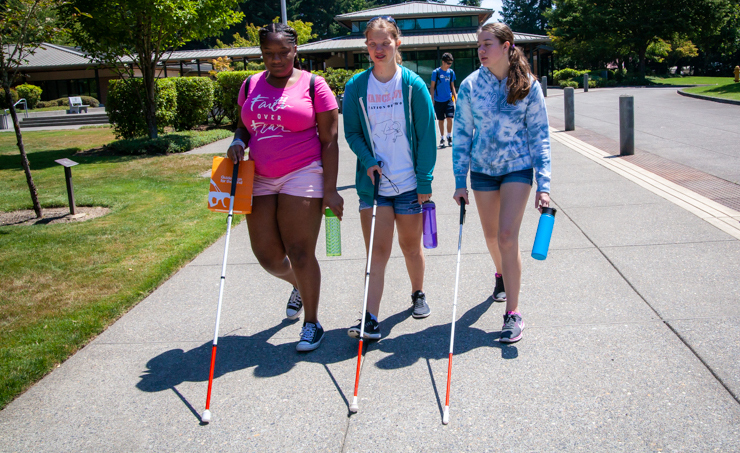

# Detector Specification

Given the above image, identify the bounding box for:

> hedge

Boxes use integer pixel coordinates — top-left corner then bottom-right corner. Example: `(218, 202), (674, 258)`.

(311, 68), (364, 95)
(553, 68), (588, 84)
(36, 96), (100, 109)
(174, 77), (215, 131)
(214, 70), (261, 126)
(106, 78), (177, 139)
(104, 129), (232, 155)
(0, 88), (19, 109)
(15, 84), (43, 109)
(558, 80), (580, 89)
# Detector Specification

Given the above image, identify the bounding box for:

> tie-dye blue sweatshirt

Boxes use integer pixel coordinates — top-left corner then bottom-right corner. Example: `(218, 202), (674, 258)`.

(452, 67), (551, 193)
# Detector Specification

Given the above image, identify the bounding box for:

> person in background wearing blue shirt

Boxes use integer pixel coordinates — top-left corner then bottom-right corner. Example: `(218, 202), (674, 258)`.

(431, 53), (457, 149)
(452, 22), (551, 344)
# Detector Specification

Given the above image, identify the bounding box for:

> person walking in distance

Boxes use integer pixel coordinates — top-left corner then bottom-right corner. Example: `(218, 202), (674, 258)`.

(227, 23), (343, 352)
(431, 52), (457, 148)
(343, 16), (437, 339)
(452, 22), (551, 343)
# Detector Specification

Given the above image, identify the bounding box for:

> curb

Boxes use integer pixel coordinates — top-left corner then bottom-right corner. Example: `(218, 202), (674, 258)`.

(677, 88), (740, 106)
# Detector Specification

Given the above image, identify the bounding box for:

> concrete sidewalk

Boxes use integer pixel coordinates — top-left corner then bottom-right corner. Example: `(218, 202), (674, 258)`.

(1, 107), (739, 451)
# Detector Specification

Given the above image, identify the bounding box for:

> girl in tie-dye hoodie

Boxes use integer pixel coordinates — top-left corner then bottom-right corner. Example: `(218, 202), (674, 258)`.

(452, 22), (552, 344)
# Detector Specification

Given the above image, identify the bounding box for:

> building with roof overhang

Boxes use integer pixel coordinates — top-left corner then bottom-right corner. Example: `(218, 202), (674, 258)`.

(8, 1), (552, 104)
(298, 1), (553, 85)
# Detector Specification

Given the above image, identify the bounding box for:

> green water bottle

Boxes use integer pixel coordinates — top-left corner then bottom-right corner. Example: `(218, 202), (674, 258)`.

(325, 208), (341, 256)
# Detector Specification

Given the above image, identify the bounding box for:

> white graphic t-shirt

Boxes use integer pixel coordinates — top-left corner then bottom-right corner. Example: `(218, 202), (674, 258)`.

(366, 68), (416, 197)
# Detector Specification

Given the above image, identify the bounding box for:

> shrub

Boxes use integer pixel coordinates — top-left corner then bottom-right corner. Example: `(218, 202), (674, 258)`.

(553, 68), (587, 83)
(104, 129), (232, 155)
(40, 96), (100, 108)
(106, 78), (177, 139)
(15, 84), (43, 109)
(214, 70), (261, 126)
(311, 67), (363, 95)
(0, 88), (19, 109)
(558, 80), (579, 89)
(174, 77), (215, 131)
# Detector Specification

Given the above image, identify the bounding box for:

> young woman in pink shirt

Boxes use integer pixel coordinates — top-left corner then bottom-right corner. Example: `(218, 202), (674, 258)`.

(227, 23), (343, 352)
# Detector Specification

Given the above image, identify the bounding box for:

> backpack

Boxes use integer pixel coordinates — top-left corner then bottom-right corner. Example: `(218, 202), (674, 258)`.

(434, 68), (454, 98)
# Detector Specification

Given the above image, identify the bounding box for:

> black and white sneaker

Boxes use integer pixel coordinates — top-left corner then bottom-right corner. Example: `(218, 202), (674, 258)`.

(439, 138), (446, 148)
(296, 322), (324, 352)
(492, 273), (506, 302)
(347, 313), (381, 340)
(447, 136), (453, 147)
(286, 287), (303, 319)
(411, 290), (431, 318)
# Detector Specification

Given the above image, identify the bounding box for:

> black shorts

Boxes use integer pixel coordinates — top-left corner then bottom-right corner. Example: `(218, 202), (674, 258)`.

(434, 99), (455, 120)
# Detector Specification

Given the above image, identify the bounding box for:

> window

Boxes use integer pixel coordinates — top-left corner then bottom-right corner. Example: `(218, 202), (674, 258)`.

(434, 17), (452, 29)
(416, 18), (434, 29)
(397, 19), (416, 30)
(452, 16), (473, 28)
(352, 22), (360, 33)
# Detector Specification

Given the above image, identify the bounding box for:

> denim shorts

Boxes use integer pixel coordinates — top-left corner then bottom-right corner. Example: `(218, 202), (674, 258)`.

(470, 168), (533, 191)
(358, 189), (422, 215)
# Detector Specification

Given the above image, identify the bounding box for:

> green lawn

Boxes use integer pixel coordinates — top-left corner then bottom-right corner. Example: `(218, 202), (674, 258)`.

(0, 129), (231, 409)
(683, 82), (740, 101)
(648, 76), (735, 86)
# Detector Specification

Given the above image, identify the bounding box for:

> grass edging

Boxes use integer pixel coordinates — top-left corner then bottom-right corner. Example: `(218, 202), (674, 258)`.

(677, 89), (740, 106)
(104, 129), (232, 155)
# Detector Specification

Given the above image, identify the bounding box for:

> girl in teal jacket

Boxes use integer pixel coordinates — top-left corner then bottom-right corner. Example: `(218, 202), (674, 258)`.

(343, 16), (437, 340)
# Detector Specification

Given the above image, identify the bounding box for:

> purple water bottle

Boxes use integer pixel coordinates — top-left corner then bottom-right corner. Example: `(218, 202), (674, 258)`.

(422, 201), (438, 249)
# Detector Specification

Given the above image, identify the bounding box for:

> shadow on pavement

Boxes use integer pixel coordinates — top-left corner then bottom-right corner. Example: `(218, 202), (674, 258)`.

(136, 298), (515, 420)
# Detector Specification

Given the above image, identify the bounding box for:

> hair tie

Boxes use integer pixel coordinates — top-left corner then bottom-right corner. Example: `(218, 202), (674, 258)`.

(511, 43), (516, 48)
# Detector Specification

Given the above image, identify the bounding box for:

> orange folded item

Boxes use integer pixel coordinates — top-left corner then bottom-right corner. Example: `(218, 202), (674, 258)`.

(208, 157), (255, 214)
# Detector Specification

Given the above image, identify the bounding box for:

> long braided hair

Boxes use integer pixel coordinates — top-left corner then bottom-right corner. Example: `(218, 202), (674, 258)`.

(478, 22), (532, 104)
(258, 22), (302, 69)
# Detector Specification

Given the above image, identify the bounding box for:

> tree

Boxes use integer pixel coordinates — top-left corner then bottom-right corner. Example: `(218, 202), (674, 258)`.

(214, 18), (315, 49)
(458, 0), (482, 5)
(501, 0), (552, 34)
(548, 0), (730, 76)
(0, 0), (69, 218)
(65, 0), (243, 139)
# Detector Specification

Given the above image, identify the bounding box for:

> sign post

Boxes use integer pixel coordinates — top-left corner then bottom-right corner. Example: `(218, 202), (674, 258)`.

(54, 158), (79, 215)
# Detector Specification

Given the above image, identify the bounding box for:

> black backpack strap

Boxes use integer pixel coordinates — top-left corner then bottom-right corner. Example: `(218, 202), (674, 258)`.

(434, 68), (440, 97)
(242, 74), (255, 101)
(309, 73), (316, 106)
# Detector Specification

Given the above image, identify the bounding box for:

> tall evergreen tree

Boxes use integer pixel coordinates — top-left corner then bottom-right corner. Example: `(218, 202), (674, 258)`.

(500, 0), (551, 34)
(458, 0), (482, 6)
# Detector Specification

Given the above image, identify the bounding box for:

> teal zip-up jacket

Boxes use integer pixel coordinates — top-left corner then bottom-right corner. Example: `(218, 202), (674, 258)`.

(343, 65), (437, 206)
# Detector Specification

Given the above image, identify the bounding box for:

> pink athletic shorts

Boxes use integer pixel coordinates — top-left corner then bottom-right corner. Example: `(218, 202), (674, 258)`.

(252, 160), (324, 198)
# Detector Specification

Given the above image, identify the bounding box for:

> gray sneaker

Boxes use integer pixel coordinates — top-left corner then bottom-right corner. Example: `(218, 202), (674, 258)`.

(500, 312), (524, 343)
(411, 290), (431, 318)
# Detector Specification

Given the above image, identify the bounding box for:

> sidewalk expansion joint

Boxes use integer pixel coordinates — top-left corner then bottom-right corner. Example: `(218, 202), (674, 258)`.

(551, 171), (740, 409)
(550, 128), (740, 240)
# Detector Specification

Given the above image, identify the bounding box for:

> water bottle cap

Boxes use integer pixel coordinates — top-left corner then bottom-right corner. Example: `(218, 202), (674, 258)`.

(325, 207), (336, 217)
(541, 207), (557, 216)
(422, 200), (435, 210)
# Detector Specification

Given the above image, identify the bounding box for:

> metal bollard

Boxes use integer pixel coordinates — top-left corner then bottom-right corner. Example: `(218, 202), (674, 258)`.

(619, 95), (634, 156)
(734, 66), (739, 83)
(564, 87), (575, 131)
(583, 73), (589, 92)
(541, 76), (548, 97)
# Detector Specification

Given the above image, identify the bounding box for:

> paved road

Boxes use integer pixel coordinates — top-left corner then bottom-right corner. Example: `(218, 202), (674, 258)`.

(1, 104), (739, 451)
(545, 86), (740, 184)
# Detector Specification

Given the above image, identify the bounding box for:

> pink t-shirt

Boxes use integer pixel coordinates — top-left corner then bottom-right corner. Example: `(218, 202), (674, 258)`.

(238, 70), (338, 178)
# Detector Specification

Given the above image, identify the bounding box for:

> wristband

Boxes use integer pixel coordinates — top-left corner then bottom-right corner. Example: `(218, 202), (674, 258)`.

(230, 138), (246, 149)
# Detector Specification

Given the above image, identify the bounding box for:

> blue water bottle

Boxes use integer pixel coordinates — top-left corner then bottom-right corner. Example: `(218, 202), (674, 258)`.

(531, 207), (557, 260)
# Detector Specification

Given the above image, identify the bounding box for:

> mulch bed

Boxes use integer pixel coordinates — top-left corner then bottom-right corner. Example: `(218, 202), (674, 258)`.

(0, 206), (110, 226)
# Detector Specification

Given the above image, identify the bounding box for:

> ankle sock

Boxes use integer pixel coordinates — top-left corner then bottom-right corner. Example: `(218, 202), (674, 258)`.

(369, 313), (378, 322)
